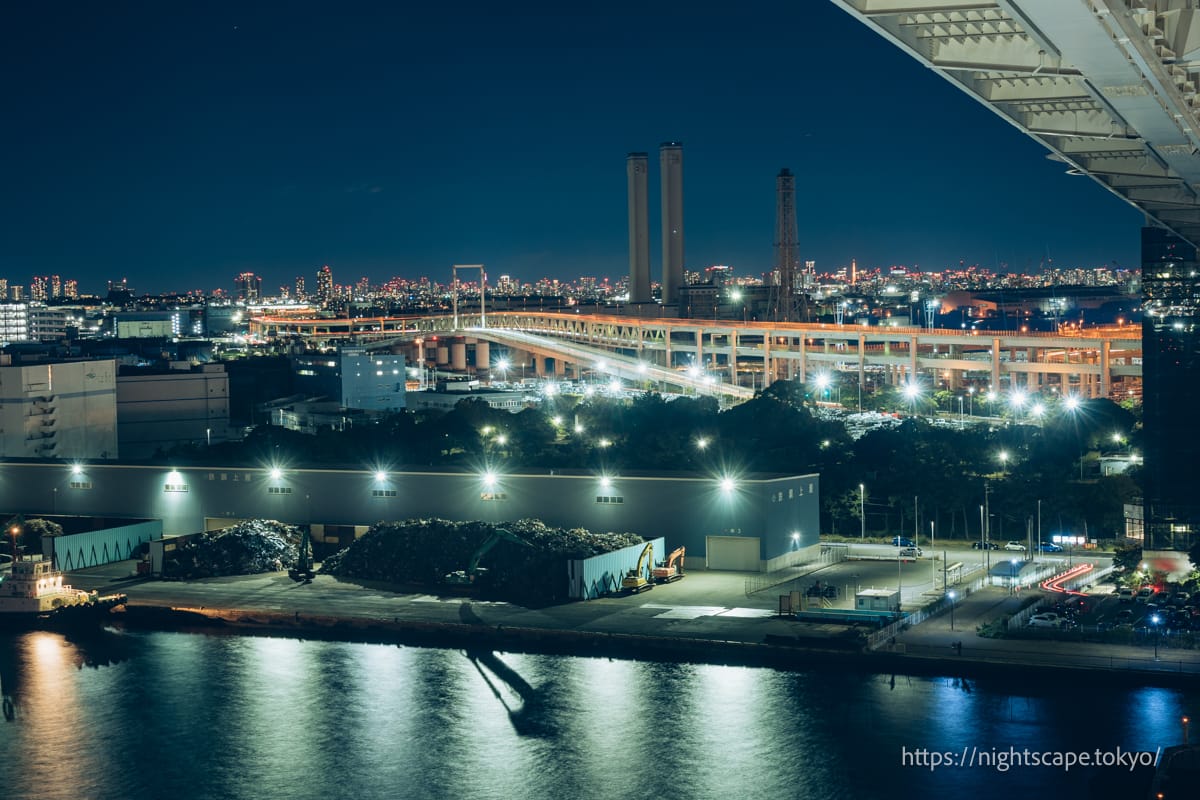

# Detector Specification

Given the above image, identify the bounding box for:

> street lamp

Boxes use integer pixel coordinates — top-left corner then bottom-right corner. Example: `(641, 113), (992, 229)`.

(1151, 613), (1162, 660)
(859, 483), (866, 541)
(948, 590), (957, 631)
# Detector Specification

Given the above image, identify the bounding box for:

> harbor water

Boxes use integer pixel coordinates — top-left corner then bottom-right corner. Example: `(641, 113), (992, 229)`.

(0, 627), (1193, 800)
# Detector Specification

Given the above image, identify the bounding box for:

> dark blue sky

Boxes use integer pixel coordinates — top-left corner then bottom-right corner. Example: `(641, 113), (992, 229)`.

(2, 1), (1143, 294)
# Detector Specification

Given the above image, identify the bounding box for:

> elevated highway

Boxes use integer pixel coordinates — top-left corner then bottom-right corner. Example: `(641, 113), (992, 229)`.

(252, 311), (1141, 402)
(832, 0), (1200, 248)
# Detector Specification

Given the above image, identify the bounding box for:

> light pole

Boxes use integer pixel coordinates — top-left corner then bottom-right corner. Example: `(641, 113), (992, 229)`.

(930, 520), (936, 587)
(948, 590), (957, 631)
(1152, 614), (1162, 660)
(958, 396), (964, 429)
(859, 483), (865, 541)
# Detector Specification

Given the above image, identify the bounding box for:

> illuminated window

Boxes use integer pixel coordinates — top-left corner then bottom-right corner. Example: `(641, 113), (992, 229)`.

(371, 489), (397, 497)
(267, 486), (293, 495)
(69, 480), (92, 490)
(165, 484), (188, 493)
(595, 495), (624, 504)
(480, 492), (508, 501)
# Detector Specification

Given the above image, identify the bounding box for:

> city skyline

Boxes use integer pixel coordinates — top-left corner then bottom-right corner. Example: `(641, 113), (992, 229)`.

(4, 2), (1145, 294)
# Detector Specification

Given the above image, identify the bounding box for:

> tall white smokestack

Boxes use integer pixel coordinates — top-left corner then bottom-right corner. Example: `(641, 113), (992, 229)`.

(626, 152), (651, 303)
(660, 141), (684, 307)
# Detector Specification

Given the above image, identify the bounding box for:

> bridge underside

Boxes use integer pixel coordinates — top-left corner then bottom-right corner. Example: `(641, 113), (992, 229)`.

(833, 0), (1200, 249)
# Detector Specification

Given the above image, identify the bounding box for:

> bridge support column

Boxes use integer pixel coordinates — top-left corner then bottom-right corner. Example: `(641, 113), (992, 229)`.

(534, 357), (547, 377)
(909, 336), (918, 387)
(763, 335), (773, 388)
(1100, 340), (1111, 399)
(475, 341), (490, 371)
(695, 330), (704, 371)
(799, 335), (807, 383)
(729, 330), (738, 387)
(990, 339), (1001, 391)
(451, 341), (467, 371)
(857, 334), (866, 411)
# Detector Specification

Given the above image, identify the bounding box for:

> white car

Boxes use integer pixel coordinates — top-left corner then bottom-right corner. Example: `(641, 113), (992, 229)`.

(1028, 613), (1061, 628)
(898, 547), (923, 558)
(1004, 542), (1026, 552)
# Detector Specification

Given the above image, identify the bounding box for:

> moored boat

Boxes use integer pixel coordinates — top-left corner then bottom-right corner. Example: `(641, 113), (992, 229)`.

(0, 556), (126, 628)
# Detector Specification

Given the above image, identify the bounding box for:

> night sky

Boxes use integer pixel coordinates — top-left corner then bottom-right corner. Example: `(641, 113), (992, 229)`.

(3, 1), (1144, 295)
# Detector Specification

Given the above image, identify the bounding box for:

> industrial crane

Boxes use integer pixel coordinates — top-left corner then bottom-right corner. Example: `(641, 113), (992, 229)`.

(652, 546), (686, 583)
(621, 542), (654, 594)
(445, 527), (532, 585)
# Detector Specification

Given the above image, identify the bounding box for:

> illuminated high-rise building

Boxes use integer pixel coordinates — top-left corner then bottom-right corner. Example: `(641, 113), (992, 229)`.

(50, 275), (62, 299)
(31, 276), (48, 302)
(294, 276), (306, 301)
(1141, 226), (1200, 550)
(234, 272), (262, 302)
(316, 265), (334, 307)
(64, 279), (78, 299)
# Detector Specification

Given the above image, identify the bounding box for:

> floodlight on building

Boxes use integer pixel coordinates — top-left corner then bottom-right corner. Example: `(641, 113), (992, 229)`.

(600, 476), (612, 490)
(482, 472), (497, 489)
(270, 468), (283, 480)
(720, 476), (736, 493)
(71, 463), (83, 476)
(374, 471), (387, 483)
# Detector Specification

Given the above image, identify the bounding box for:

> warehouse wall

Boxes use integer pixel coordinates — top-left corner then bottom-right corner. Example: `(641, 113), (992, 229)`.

(2, 464), (819, 568)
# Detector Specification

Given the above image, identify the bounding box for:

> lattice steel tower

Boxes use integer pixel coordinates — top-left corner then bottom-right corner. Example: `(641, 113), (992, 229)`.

(772, 168), (803, 321)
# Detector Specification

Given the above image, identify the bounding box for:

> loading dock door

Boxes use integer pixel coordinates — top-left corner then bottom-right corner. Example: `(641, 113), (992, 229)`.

(705, 536), (761, 571)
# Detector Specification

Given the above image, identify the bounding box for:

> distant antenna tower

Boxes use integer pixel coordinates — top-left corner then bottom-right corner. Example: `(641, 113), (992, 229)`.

(771, 168), (803, 321)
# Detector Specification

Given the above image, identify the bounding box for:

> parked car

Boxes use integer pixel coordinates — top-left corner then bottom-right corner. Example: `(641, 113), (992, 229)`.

(1039, 542), (1064, 553)
(1118, 588), (1136, 603)
(1004, 542), (1026, 551)
(821, 585), (838, 599)
(972, 541), (999, 550)
(1137, 587), (1157, 603)
(899, 547), (923, 558)
(1115, 608), (1135, 622)
(1028, 613), (1062, 628)
(891, 537), (915, 548)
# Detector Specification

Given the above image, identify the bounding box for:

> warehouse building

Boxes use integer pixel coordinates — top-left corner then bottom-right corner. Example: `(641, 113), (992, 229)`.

(0, 463), (820, 573)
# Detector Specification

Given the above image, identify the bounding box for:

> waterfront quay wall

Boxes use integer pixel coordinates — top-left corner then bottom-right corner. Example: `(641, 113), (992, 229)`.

(114, 604), (1200, 690)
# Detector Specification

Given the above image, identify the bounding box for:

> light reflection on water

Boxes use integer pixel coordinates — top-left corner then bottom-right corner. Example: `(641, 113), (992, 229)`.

(0, 629), (1194, 800)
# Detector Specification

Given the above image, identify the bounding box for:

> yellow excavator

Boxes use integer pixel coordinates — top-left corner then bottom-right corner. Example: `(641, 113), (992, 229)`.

(652, 546), (686, 584)
(621, 542), (654, 594)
